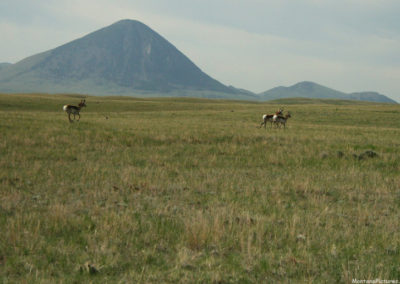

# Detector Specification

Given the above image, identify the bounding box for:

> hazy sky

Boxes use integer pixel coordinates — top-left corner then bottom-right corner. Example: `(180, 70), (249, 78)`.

(1, 0), (399, 100)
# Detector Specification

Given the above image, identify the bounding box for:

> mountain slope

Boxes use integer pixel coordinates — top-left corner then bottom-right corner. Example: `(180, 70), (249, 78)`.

(259, 81), (397, 104)
(0, 63), (11, 71)
(0, 20), (254, 99)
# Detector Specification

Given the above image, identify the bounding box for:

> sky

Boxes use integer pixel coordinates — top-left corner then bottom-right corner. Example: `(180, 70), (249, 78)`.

(1, 0), (400, 101)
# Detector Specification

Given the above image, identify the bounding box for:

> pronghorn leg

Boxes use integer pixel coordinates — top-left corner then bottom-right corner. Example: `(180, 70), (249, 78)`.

(68, 113), (73, 122)
(77, 113), (80, 121)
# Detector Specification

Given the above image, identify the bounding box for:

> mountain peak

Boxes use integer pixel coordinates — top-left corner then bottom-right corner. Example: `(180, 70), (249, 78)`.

(294, 81), (317, 86)
(0, 19), (237, 96)
(101, 19), (152, 34)
(113, 19), (143, 24)
(291, 81), (322, 92)
(110, 19), (147, 27)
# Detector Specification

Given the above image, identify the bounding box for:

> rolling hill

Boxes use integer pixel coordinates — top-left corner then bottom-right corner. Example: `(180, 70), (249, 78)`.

(259, 81), (397, 104)
(347, 92), (397, 104)
(0, 20), (256, 100)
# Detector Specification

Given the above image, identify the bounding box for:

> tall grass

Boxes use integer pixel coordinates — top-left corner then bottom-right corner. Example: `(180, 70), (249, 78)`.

(0, 93), (399, 283)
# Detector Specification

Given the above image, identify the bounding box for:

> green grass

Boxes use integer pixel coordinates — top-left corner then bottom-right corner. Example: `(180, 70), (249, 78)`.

(1, 93), (399, 283)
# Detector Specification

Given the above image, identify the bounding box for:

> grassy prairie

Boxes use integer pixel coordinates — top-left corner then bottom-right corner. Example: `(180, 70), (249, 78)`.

(0, 93), (399, 283)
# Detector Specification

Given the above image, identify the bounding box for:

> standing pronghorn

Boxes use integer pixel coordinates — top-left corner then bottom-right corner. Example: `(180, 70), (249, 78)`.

(259, 108), (283, 129)
(63, 99), (86, 122)
(273, 112), (291, 129)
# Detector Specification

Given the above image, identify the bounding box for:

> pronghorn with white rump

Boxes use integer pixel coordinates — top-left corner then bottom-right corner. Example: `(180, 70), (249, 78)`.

(273, 112), (291, 129)
(259, 108), (283, 129)
(63, 99), (86, 122)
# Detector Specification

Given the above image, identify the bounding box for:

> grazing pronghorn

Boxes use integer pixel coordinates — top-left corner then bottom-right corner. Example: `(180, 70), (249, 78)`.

(273, 112), (291, 129)
(259, 108), (284, 129)
(63, 99), (86, 122)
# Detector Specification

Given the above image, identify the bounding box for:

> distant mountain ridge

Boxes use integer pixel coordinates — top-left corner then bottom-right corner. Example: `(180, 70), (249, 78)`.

(0, 19), (255, 99)
(259, 81), (397, 104)
(0, 63), (11, 70)
(0, 20), (396, 103)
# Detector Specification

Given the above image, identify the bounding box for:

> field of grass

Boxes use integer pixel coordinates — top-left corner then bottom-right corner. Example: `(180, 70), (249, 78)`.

(0, 93), (399, 283)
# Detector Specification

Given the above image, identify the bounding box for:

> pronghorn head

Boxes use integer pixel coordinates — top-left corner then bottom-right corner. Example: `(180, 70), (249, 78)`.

(286, 111), (291, 118)
(276, 108), (284, 115)
(79, 99), (87, 108)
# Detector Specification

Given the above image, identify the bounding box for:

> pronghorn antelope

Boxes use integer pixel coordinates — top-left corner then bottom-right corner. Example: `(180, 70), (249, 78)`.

(259, 114), (274, 128)
(272, 108), (284, 123)
(273, 112), (291, 129)
(259, 108), (283, 129)
(63, 99), (86, 122)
